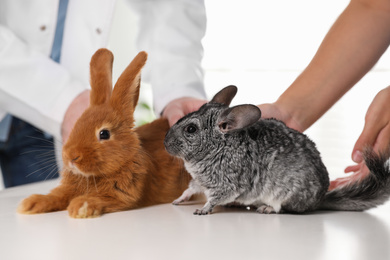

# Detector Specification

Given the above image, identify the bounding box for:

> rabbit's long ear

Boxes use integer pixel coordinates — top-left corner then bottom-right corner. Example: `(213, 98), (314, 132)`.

(217, 105), (261, 133)
(210, 85), (237, 106)
(110, 51), (148, 113)
(89, 48), (114, 106)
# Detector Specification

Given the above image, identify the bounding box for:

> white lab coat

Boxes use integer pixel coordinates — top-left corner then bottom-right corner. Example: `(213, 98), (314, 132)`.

(0, 0), (206, 140)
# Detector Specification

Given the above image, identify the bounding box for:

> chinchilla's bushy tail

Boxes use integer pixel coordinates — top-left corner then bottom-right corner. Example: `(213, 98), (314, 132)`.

(320, 148), (390, 211)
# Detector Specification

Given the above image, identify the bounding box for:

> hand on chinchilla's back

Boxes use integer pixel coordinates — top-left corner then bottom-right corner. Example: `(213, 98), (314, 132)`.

(164, 85), (390, 215)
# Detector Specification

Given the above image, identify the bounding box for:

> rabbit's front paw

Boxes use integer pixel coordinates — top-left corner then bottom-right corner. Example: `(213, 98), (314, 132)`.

(67, 197), (103, 218)
(18, 194), (61, 214)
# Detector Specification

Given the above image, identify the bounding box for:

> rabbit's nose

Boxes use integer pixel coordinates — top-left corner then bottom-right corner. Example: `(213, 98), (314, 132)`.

(68, 155), (82, 170)
(72, 156), (80, 162)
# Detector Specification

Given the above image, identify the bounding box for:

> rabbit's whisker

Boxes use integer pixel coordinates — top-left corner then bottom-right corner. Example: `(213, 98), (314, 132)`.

(28, 131), (64, 146)
(28, 157), (57, 168)
(19, 148), (59, 156)
(100, 172), (109, 181)
(34, 150), (57, 158)
(86, 176), (89, 194)
(25, 163), (58, 178)
(76, 174), (84, 190)
(26, 135), (61, 146)
(93, 175), (98, 193)
(44, 164), (60, 181)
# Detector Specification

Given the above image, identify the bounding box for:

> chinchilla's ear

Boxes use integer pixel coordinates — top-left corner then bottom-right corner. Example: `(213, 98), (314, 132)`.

(89, 48), (114, 106)
(110, 51), (148, 113)
(217, 105), (261, 133)
(210, 85), (238, 106)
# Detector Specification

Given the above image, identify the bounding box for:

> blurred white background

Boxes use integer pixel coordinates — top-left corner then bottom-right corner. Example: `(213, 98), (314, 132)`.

(2, 0), (389, 189)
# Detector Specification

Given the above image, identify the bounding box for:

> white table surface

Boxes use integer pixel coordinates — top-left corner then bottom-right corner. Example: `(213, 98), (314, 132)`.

(1, 179), (390, 260)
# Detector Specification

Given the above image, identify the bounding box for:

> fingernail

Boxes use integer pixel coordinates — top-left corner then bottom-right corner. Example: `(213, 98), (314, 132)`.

(353, 150), (363, 163)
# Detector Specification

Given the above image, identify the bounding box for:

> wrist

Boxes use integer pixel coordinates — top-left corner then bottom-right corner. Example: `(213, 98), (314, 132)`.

(274, 98), (306, 132)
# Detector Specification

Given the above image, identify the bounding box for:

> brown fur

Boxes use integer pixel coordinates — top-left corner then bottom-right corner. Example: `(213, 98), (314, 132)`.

(17, 49), (190, 218)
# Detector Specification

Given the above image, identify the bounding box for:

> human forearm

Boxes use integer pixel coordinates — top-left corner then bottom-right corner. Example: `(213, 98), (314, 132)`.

(274, 0), (390, 131)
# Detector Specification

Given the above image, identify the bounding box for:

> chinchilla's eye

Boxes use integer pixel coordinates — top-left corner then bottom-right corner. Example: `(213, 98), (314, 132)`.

(185, 124), (197, 134)
(99, 129), (110, 140)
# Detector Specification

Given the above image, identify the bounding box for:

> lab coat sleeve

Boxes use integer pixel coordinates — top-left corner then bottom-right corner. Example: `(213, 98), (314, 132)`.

(0, 25), (88, 140)
(128, 0), (207, 115)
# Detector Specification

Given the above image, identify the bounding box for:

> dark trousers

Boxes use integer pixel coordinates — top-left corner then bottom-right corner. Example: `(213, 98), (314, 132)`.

(0, 117), (59, 188)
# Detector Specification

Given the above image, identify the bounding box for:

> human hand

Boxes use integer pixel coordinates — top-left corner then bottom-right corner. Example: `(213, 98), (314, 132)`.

(329, 162), (370, 190)
(61, 90), (90, 143)
(330, 86), (390, 190)
(351, 86), (390, 163)
(162, 97), (207, 127)
(257, 103), (304, 132)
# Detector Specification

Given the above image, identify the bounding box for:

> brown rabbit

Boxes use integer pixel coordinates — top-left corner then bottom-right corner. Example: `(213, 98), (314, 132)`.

(17, 49), (190, 218)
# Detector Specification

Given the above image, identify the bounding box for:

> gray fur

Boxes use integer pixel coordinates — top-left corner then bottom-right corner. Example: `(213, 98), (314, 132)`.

(164, 86), (390, 215)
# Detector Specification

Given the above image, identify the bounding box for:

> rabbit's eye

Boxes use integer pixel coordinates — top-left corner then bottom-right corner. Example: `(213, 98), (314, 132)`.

(185, 124), (197, 134)
(99, 129), (110, 140)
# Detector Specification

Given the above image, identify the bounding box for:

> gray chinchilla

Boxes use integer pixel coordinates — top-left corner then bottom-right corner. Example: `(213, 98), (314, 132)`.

(164, 85), (390, 215)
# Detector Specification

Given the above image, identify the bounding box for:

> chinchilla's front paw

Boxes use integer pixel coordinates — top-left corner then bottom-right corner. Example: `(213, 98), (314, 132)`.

(172, 188), (194, 205)
(67, 197), (103, 218)
(193, 201), (214, 215)
(18, 194), (61, 214)
(193, 208), (212, 215)
(256, 205), (276, 214)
